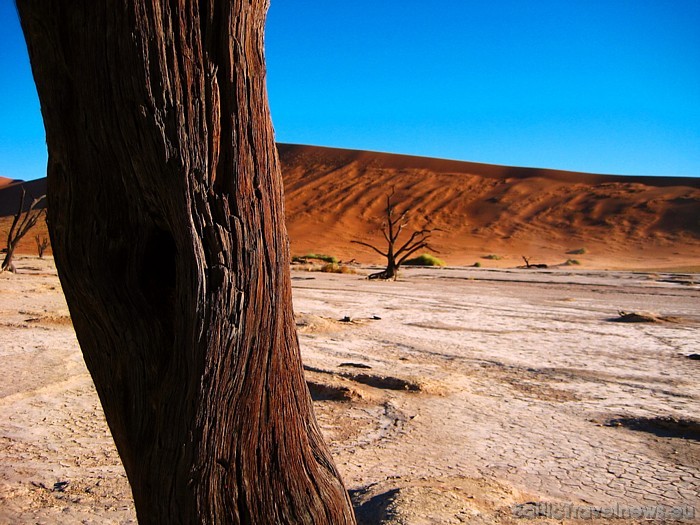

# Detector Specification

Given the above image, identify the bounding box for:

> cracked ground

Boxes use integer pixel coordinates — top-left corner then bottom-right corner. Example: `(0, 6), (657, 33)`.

(1, 258), (698, 523)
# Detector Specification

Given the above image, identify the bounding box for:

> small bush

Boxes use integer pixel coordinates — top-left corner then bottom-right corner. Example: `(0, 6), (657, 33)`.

(473, 262), (482, 268)
(319, 263), (356, 274)
(482, 254), (504, 260)
(293, 253), (339, 264)
(402, 253), (446, 267)
(567, 248), (587, 255)
(565, 259), (581, 266)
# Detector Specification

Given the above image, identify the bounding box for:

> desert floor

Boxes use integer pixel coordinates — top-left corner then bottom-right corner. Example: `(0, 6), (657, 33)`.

(1, 257), (698, 524)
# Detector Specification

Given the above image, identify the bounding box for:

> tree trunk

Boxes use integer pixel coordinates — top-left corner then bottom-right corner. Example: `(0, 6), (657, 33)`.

(17, 1), (356, 523)
(369, 260), (398, 280)
(1, 251), (15, 273)
(387, 250), (397, 279)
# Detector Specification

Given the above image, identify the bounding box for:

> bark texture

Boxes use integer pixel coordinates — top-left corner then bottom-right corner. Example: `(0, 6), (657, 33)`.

(17, 1), (356, 523)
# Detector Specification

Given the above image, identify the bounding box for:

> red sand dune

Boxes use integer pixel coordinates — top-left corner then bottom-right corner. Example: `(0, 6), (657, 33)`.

(0, 176), (17, 189)
(278, 144), (700, 269)
(0, 178), (47, 217)
(1, 144), (699, 270)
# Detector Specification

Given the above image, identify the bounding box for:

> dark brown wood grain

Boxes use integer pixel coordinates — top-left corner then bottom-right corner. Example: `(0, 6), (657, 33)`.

(16, 1), (356, 523)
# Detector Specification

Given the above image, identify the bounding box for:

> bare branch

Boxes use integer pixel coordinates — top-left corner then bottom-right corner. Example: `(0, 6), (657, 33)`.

(35, 234), (49, 258)
(350, 240), (388, 258)
(397, 242), (430, 265)
(2, 189), (46, 273)
(353, 189), (440, 280)
(395, 229), (432, 258)
(18, 207), (45, 239)
(6, 189), (26, 249)
(393, 220), (407, 243)
(381, 226), (391, 244)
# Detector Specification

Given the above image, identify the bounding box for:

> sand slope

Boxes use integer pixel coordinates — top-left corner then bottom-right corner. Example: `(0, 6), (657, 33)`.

(278, 144), (700, 269)
(0, 176), (17, 189)
(0, 179), (46, 217)
(2, 144), (699, 269)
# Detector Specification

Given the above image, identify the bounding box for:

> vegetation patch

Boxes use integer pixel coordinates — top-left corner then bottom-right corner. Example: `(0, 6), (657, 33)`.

(482, 254), (504, 260)
(319, 262), (357, 274)
(24, 314), (73, 326)
(295, 313), (345, 333)
(292, 253), (339, 264)
(291, 254), (355, 274)
(564, 259), (581, 266)
(567, 248), (587, 255)
(402, 253), (446, 267)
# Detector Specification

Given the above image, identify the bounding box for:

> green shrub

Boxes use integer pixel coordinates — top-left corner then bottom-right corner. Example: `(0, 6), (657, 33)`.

(473, 262), (482, 268)
(293, 253), (339, 264)
(565, 259), (581, 266)
(402, 253), (446, 267)
(482, 254), (504, 260)
(567, 248), (587, 255)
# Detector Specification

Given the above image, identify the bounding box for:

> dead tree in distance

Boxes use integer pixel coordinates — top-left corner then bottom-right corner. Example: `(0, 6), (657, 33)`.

(17, 1), (355, 523)
(35, 234), (49, 258)
(1, 188), (46, 273)
(521, 256), (548, 269)
(352, 192), (437, 280)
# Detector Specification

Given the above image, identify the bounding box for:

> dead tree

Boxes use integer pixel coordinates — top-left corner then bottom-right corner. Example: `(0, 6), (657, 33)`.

(521, 256), (548, 269)
(1, 188), (46, 273)
(35, 234), (49, 258)
(352, 192), (436, 279)
(17, 2), (355, 523)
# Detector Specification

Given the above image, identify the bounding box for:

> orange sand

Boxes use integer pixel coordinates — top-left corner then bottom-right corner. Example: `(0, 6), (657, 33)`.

(2, 144), (699, 271)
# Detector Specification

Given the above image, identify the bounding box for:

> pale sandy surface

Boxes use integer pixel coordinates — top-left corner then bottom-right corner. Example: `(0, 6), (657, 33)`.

(1, 257), (699, 524)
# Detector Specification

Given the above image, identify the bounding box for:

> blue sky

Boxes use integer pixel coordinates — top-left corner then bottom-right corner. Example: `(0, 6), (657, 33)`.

(2, 1), (699, 180)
